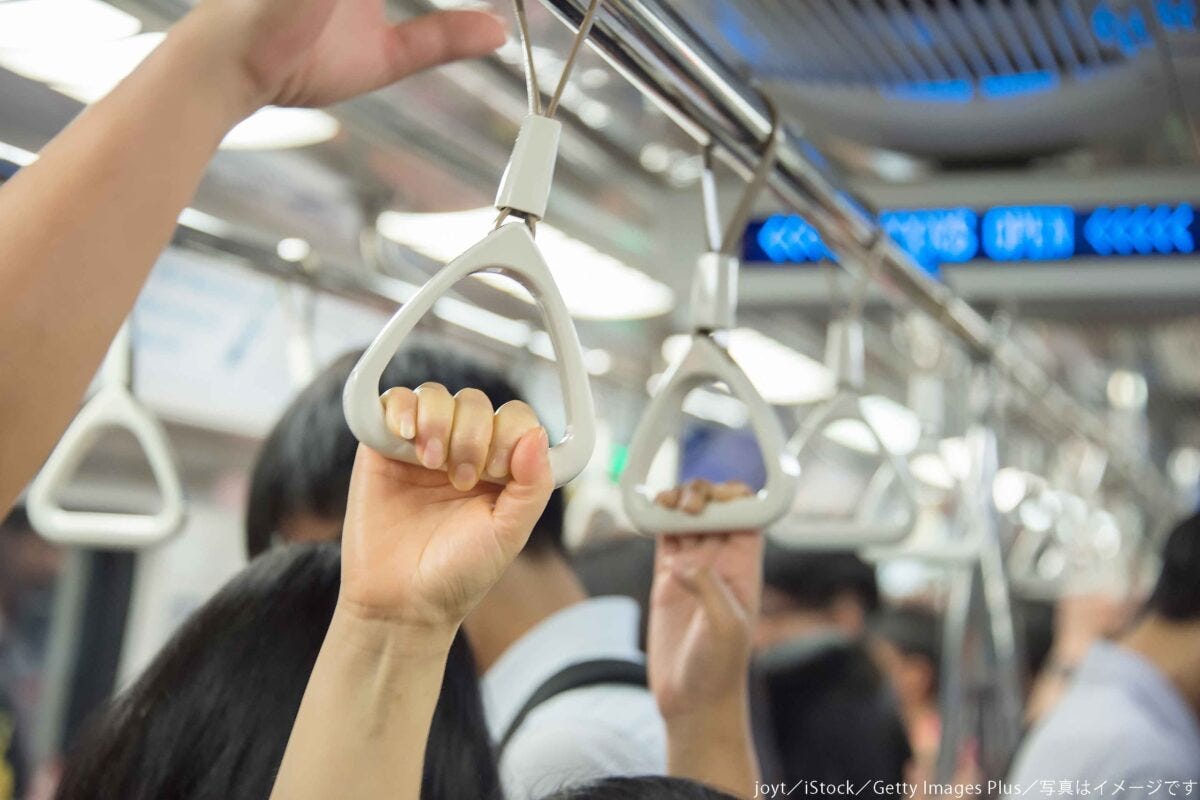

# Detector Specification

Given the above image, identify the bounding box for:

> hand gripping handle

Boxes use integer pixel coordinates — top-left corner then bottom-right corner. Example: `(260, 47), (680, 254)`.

(27, 384), (186, 549)
(621, 335), (799, 534)
(769, 392), (919, 549)
(343, 223), (596, 487)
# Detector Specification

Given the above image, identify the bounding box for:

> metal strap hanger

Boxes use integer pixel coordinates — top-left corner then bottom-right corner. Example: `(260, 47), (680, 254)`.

(620, 98), (800, 534)
(771, 240), (919, 549)
(26, 320), (186, 548)
(343, 0), (602, 487)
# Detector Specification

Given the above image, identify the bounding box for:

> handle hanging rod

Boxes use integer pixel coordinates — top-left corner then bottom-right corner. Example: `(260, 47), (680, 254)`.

(538, 0), (1174, 518)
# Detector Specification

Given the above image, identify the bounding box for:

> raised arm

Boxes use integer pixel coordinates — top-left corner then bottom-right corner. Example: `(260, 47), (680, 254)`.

(0, 0), (504, 510)
(271, 386), (554, 800)
(647, 479), (765, 799)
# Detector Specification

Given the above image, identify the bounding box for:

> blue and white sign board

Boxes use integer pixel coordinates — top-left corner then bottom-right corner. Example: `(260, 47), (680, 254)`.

(133, 247), (391, 436)
(745, 202), (1198, 275)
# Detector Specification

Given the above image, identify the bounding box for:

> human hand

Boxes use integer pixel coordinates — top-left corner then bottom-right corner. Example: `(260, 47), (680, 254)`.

(183, 0), (507, 113)
(647, 479), (764, 721)
(338, 384), (553, 635)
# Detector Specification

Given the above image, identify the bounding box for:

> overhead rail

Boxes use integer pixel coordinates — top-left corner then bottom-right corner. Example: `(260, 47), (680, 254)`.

(539, 0), (1176, 520)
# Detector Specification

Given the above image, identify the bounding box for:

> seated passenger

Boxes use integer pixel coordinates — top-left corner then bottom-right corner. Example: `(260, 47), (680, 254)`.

(53, 542), (499, 800)
(1009, 510), (1200, 794)
(246, 348), (666, 798)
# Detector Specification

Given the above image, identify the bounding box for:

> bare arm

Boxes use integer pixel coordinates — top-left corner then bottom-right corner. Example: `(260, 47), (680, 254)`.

(272, 388), (554, 800)
(0, 0), (504, 510)
(649, 480), (764, 798)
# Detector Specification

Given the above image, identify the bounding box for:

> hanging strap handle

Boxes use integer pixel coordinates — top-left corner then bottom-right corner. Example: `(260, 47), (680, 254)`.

(622, 103), (799, 534)
(343, 224), (596, 487)
(769, 249), (919, 549)
(26, 322), (185, 549)
(344, 5), (603, 486)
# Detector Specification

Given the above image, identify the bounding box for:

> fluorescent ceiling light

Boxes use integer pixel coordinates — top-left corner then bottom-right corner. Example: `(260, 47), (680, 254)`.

(992, 467), (1028, 514)
(663, 330), (835, 405)
(376, 209), (673, 320)
(1168, 446), (1200, 488)
(682, 388), (750, 429)
(527, 331), (613, 376)
(432, 295), (530, 348)
(221, 107), (340, 151)
(1, 32), (163, 98)
(0, 141), (38, 166)
(911, 451), (955, 491)
(1106, 369), (1148, 410)
(276, 238), (312, 263)
(822, 395), (921, 456)
(0, 0), (141, 50)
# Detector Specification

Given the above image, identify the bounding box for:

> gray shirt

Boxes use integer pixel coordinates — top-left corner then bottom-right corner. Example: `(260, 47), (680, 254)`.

(1010, 641), (1200, 796)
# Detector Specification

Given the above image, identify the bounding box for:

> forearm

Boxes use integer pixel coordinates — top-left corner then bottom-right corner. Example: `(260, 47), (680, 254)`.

(665, 690), (760, 799)
(0, 7), (257, 508)
(271, 607), (454, 800)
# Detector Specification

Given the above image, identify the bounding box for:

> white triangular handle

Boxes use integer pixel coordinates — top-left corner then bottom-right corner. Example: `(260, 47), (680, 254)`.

(770, 392), (918, 549)
(343, 223), (596, 487)
(27, 385), (185, 549)
(621, 335), (799, 534)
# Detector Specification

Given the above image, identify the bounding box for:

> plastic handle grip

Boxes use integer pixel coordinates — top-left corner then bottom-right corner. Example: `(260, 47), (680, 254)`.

(343, 223), (596, 487)
(621, 335), (799, 534)
(27, 385), (185, 549)
(769, 392), (918, 549)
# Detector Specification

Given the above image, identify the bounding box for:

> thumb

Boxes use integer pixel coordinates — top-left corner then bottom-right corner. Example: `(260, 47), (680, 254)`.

(490, 427), (553, 555)
(385, 11), (508, 83)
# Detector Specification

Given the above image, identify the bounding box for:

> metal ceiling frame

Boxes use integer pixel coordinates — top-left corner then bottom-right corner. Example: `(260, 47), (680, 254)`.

(539, 0), (1176, 519)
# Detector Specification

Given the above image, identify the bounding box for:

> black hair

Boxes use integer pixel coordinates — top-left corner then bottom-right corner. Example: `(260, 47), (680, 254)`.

(1146, 509), (1200, 622)
(246, 347), (564, 559)
(540, 776), (738, 799)
(54, 543), (501, 800)
(762, 546), (880, 615)
(757, 640), (911, 787)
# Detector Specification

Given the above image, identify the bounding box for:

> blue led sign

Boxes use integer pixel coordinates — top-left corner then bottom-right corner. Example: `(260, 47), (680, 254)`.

(745, 203), (1197, 270)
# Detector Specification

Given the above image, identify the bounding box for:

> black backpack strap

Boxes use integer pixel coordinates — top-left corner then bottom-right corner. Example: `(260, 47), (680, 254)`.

(496, 659), (649, 757)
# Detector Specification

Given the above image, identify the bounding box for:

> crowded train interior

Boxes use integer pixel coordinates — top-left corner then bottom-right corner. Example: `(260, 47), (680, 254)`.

(0, 0), (1198, 798)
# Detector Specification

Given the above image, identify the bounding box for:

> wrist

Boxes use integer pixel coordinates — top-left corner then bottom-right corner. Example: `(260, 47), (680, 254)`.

(162, 7), (267, 127)
(664, 687), (752, 746)
(330, 600), (459, 663)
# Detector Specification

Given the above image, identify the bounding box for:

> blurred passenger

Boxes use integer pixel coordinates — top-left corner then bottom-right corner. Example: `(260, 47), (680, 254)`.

(872, 606), (942, 786)
(1009, 510), (1200, 793)
(0, 508), (63, 794)
(1020, 592), (1137, 725)
(54, 542), (499, 800)
(752, 548), (910, 787)
(246, 348), (665, 799)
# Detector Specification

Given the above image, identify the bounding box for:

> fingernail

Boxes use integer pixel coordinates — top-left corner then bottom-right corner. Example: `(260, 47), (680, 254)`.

(537, 427), (549, 448)
(399, 412), (416, 440)
(452, 464), (477, 491)
(421, 439), (445, 470)
(486, 451), (509, 479)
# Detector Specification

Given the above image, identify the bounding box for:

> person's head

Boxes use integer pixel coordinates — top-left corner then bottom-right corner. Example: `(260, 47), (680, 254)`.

(1144, 509), (1200, 625)
(55, 543), (500, 800)
(756, 546), (879, 649)
(871, 606), (942, 714)
(246, 346), (564, 559)
(540, 776), (737, 799)
(0, 506), (63, 623)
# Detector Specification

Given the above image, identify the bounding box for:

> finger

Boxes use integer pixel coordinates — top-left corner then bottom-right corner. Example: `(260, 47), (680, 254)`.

(385, 11), (508, 84)
(711, 480), (753, 501)
(674, 564), (748, 630)
(679, 479), (714, 515)
(655, 487), (682, 509)
(415, 382), (454, 470)
(487, 400), (540, 479)
(447, 389), (494, 491)
(381, 387), (418, 440)
(491, 427), (553, 557)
